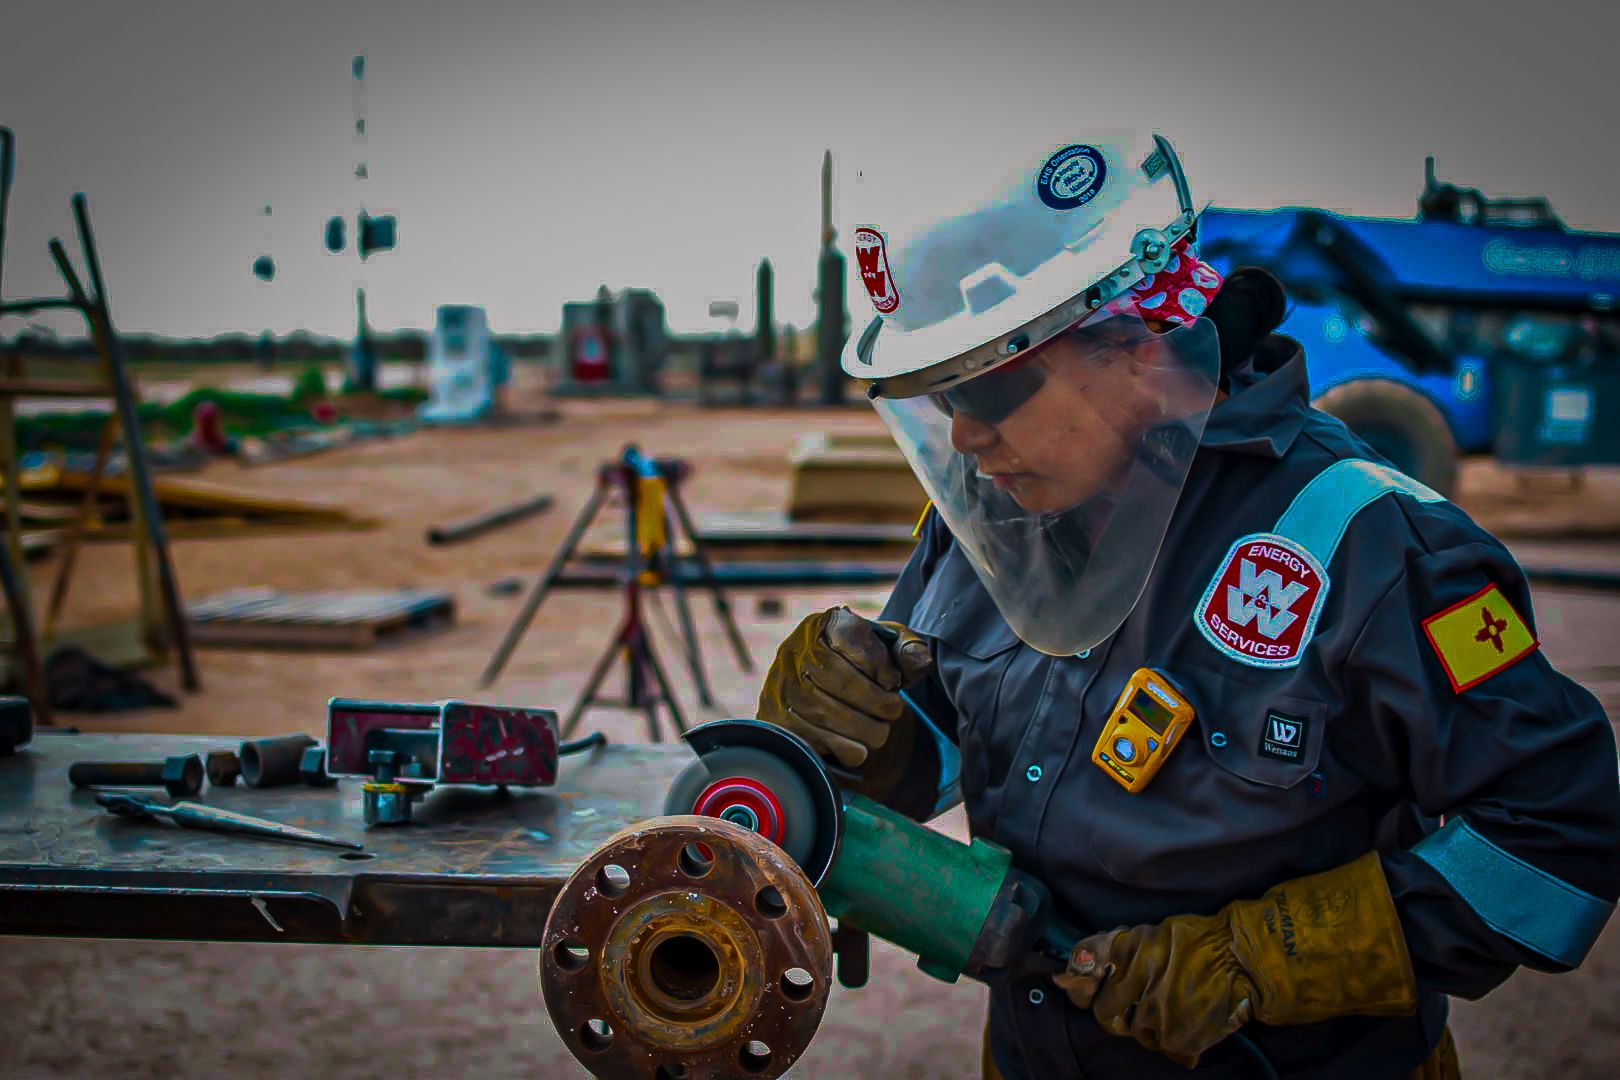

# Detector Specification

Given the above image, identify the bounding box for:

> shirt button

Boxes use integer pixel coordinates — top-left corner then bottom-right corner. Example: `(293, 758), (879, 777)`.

(1028, 988), (1046, 1005)
(1210, 731), (1228, 748)
(1026, 764), (1043, 782)
(1077, 648), (1092, 660)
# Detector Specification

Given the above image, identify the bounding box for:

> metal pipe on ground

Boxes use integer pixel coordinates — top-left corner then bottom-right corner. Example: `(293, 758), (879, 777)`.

(426, 492), (554, 546)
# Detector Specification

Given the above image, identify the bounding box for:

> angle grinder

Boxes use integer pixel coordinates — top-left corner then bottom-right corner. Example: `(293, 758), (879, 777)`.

(540, 718), (1081, 1079)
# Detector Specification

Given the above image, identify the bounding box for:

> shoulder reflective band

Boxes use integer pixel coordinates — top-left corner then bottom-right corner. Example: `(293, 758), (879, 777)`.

(1411, 817), (1615, 968)
(1273, 459), (1444, 568)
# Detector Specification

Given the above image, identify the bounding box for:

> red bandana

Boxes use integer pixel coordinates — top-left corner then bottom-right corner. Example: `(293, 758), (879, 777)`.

(1118, 239), (1224, 326)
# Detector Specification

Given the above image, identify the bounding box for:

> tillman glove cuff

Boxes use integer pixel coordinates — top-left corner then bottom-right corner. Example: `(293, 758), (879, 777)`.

(756, 606), (932, 800)
(1054, 851), (1418, 1067)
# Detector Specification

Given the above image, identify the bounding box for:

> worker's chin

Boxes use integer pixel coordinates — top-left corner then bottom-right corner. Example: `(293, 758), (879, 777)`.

(1006, 477), (1114, 516)
(1001, 480), (1059, 514)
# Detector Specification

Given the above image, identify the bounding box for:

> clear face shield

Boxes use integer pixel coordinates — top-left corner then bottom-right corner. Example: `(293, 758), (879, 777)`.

(873, 309), (1220, 656)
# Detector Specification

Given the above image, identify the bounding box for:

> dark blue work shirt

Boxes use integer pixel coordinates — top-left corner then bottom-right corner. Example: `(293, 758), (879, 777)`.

(879, 337), (1620, 1079)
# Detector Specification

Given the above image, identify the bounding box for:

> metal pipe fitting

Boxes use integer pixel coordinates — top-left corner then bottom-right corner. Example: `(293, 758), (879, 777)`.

(539, 815), (832, 1079)
(238, 735), (318, 788)
(300, 745), (338, 787)
(361, 749), (412, 825)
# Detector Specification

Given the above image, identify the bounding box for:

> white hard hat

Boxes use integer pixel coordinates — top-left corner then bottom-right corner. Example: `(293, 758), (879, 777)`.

(842, 131), (1198, 401)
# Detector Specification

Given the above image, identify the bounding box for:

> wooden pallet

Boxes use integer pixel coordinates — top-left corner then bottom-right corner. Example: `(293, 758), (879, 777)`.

(187, 588), (455, 650)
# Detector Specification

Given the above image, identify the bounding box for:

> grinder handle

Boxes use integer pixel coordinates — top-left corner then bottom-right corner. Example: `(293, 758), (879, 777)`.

(830, 920), (870, 988)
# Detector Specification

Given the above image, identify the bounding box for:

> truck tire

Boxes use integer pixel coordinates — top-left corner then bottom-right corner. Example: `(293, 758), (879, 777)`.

(1313, 378), (1459, 496)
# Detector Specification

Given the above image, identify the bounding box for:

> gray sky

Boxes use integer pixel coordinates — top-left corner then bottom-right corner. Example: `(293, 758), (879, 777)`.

(2, 0), (1615, 338)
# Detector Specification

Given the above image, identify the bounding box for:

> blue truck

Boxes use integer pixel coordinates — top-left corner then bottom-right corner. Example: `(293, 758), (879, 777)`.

(1196, 161), (1620, 494)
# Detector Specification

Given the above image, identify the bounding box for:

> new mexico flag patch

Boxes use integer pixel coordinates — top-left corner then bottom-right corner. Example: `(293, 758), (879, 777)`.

(1421, 583), (1539, 693)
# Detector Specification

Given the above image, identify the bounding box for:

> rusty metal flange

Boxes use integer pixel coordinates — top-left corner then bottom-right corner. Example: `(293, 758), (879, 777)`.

(539, 814), (833, 1079)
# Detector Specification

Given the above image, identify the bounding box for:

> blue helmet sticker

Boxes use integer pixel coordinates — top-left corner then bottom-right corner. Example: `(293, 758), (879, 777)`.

(1036, 144), (1108, 211)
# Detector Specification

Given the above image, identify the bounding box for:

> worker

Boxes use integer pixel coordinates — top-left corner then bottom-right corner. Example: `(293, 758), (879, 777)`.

(757, 133), (1620, 1078)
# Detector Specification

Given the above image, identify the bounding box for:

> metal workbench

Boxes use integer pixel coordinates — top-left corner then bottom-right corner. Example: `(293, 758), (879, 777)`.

(0, 732), (692, 947)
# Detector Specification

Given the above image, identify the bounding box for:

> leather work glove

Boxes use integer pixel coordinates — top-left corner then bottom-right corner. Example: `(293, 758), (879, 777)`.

(756, 605), (933, 799)
(1054, 852), (1417, 1068)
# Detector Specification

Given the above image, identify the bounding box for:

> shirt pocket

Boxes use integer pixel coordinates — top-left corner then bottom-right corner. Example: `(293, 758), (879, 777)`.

(1196, 688), (1327, 791)
(1079, 677), (1330, 893)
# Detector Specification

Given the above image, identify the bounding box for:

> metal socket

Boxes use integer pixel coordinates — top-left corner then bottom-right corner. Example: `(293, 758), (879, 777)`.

(238, 735), (319, 788)
(205, 750), (241, 787)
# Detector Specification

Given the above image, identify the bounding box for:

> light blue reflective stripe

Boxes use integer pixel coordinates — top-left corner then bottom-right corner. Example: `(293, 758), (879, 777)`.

(1273, 459), (1444, 568)
(898, 688), (962, 818)
(1411, 817), (1615, 968)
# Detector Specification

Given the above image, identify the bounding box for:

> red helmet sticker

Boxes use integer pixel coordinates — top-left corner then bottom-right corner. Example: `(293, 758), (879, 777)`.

(854, 226), (900, 315)
(1195, 533), (1329, 668)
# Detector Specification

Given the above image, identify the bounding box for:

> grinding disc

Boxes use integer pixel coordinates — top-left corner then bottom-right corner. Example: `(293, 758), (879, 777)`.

(665, 746), (819, 870)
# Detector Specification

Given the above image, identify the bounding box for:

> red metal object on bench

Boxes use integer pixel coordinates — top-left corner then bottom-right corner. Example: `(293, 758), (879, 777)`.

(326, 698), (560, 787)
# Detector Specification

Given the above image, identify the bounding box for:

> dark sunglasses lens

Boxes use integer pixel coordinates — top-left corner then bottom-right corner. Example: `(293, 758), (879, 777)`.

(937, 362), (1046, 424)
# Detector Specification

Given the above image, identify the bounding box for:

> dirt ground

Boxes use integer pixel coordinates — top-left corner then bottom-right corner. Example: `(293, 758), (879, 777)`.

(4, 369), (1620, 1078)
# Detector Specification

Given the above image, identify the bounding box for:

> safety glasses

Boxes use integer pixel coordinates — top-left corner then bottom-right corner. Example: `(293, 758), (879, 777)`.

(928, 320), (1143, 424)
(927, 352), (1046, 423)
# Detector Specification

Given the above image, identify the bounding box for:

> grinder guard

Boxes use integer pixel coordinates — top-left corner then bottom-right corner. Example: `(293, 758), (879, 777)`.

(665, 718), (843, 887)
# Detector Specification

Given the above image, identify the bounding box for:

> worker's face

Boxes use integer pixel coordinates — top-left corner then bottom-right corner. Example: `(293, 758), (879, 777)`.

(940, 329), (1169, 513)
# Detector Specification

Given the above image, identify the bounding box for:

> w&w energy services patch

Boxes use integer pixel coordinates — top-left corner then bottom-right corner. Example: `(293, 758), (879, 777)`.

(1421, 582), (1538, 692)
(1196, 533), (1328, 669)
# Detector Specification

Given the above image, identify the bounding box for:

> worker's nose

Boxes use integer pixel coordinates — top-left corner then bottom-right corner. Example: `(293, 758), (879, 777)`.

(950, 410), (998, 456)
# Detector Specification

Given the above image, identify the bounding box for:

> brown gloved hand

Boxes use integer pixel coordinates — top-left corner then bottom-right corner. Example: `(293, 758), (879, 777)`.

(756, 605), (933, 799)
(1054, 852), (1417, 1068)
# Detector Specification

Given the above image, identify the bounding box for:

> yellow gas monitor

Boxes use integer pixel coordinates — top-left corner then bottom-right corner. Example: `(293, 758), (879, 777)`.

(1091, 668), (1195, 793)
